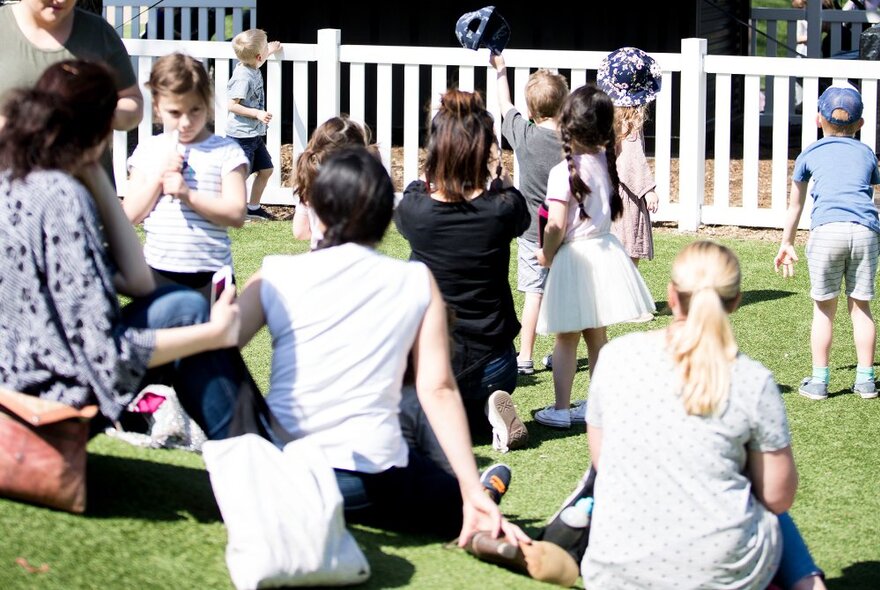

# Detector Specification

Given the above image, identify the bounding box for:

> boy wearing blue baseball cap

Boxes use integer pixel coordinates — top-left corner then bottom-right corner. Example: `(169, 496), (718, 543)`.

(775, 83), (880, 400)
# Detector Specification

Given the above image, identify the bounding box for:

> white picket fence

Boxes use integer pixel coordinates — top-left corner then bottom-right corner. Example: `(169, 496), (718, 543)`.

(117, 33), (880, 231)
(103, 0), (255, 40)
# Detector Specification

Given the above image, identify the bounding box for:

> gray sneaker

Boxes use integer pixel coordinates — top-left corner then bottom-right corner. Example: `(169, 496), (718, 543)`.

(798, 377), (828, 400)
(853, 381), (878, 399)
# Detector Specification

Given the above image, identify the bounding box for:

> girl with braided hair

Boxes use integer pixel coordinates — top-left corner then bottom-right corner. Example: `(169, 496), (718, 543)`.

(534, 83), (655, 429)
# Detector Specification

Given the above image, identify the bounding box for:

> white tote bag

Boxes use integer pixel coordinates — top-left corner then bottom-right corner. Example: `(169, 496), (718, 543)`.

(203, 434), (371, 589)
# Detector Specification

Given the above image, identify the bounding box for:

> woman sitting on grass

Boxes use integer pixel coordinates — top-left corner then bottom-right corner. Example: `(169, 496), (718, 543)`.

(236, 146), (528, 544)
(583, 240), (826, 590)
(0, 60), (246, 437)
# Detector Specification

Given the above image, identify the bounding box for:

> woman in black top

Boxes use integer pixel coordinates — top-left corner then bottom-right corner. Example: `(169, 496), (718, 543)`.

(395, 89), (530, 449)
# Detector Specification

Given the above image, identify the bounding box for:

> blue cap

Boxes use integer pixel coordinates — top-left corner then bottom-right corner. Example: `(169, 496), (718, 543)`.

(818, 84), (863, 125)
(455, 6), (510, 55)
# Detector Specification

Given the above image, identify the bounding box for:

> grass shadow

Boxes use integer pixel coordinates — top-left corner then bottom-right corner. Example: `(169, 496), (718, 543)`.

(86, 453), (220, 523)
(654, 299), (672, 316)
(826, 561), (880, 589)
(739, 289), (796, 307)
(345, 527), (420, 589)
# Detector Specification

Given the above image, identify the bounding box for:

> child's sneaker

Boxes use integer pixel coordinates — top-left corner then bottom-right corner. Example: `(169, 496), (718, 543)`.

(486, 390), (529, 452)
(570, 400), (587, 424)
(542, 354), (553, 370)
(246, 206), (276, 221)
(517, 360), (535, 375)
(480, 463), (511, 504)
(853, 381), (878, 399)
(534, 405), (571, 428)
(798, 377), (828, 400)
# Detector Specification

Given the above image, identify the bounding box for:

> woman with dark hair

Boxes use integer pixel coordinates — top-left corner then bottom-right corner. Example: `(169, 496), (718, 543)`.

(237, 147), (529, 543)
(394, 89), (530, 452)
(0, 59), (251, 439)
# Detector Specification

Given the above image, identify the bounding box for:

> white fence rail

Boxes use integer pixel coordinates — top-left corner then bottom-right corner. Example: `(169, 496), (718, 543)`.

(119, 34), (880, 231)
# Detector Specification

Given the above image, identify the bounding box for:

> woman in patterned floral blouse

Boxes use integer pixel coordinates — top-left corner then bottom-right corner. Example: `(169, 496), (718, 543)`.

(0, 60), (248, 438)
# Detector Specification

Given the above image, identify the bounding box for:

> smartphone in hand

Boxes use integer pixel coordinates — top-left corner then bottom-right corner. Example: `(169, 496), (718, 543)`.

(210, 265), (233, 306)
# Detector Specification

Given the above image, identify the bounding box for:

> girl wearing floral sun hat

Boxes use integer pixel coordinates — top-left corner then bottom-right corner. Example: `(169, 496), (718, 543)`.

(597, 47), (662, 267)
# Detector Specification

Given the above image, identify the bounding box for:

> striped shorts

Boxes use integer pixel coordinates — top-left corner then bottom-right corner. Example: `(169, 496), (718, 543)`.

(806, 222), (880, 301)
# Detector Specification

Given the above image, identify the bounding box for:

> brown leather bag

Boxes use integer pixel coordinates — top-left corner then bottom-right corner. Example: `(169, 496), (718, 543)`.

(0, 386), (97, 513)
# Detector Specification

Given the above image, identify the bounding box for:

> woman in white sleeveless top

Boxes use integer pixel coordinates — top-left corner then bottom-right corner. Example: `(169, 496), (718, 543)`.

(236, 147), (528, 544)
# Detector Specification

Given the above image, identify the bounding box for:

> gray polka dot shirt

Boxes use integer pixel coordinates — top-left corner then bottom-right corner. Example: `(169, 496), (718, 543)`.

(584, 330), (789, 589)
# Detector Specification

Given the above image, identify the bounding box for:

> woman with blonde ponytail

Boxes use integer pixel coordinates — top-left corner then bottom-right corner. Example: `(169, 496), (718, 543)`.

(582, 241), (826, 590)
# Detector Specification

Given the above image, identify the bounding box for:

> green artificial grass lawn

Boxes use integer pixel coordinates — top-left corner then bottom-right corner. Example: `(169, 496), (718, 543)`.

(2, 222), (879, 589)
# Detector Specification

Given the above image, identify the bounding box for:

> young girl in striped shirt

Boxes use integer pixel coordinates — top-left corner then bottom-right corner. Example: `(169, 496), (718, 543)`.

(125, 53), (249, 299)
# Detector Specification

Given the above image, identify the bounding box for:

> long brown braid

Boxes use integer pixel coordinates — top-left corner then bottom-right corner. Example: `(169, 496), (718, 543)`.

(557, 84), (622, 220)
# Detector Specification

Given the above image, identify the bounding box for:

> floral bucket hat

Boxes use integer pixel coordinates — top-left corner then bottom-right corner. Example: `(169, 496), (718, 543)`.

(597, 47), (662, 107)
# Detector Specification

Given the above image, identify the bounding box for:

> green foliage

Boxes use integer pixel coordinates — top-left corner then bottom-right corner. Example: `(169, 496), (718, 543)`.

(1, 223), (878, 589)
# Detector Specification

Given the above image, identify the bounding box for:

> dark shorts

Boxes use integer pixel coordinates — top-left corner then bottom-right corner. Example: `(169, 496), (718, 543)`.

(231, 136), (273, 173)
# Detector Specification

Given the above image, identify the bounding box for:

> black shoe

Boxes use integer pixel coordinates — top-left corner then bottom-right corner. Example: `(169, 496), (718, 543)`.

(246, 206), (276, 221)
(480, 463), (511, 504)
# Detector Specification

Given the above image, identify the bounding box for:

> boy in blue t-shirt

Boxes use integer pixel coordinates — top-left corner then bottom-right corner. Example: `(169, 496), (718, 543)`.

(226, 28), (281, 220)
(775, 83), (880, 400)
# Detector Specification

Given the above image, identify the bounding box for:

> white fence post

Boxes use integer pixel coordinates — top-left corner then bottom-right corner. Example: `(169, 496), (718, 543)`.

(678, 38), (707, 232)
(317, 28), (341, 124)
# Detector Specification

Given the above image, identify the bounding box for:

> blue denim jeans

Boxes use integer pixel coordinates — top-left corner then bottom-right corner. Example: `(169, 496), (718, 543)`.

(774, 512), (824, 589)
(121, 285), (252, 440)
(333, 446), (463, 539)
(457, 344), (518, 439)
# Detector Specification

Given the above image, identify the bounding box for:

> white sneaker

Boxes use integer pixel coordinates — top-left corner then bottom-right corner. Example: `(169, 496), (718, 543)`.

(534, 405), (572, 428)
(570, 400), (587, 424)
(486, 391), (529, 453)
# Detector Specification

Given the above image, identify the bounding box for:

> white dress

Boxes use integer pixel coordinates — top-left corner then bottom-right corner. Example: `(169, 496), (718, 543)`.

(537, 152), (654, 334)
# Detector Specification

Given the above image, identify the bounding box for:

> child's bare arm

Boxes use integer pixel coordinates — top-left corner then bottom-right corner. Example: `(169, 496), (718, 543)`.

(774, 179), (808, 276)
(166, 164), (248, 228)
(228, 98), (272, 124)
(292, 201), (313, 240)
(489, 53), (516, 117)
(537, 200), (567, 267)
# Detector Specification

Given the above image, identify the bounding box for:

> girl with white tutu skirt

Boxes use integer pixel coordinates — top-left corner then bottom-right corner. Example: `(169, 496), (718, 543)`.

(534, 84), (655, 429)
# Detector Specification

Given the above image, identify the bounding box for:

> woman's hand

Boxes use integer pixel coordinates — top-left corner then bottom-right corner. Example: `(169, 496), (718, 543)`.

(210, 285), (241, 349)
(457, 485), (531, 548)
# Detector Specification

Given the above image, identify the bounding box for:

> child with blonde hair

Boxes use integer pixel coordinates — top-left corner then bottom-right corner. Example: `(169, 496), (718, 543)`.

(292, 115), (374, 249)
(124, 53), (248, 299)
(490, 53), (567, 375)
(597, 47), (662, 265)
(227, 28), (282, 220)
(534, 84), (655, 429)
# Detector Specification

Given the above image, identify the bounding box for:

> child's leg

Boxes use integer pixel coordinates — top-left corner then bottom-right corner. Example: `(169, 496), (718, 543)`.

(810, 298), (837, 369)
(582, 327), (607, 376)
(552, 332), (581, 409)
(249, 167), (274, 207)
(848, 297), (875, 369)
(518, 292), (542, 363)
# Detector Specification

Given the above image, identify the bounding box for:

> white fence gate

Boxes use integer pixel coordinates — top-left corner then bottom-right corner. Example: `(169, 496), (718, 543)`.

(118, 33), (880, 231)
